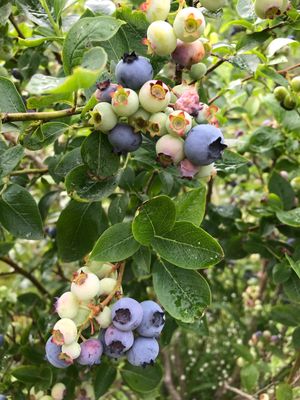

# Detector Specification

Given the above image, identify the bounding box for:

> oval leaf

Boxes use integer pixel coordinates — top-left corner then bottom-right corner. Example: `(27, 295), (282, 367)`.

(0, 184), (43, 240)
(62, 16), (125, 74)
(56, 200), (108, 262)
(90, 222), (140, 262)
(132, 196), (176, 246)
(81, 131), (120, 178)
(151, 221), (223, 269)
(153, 260), (211, 323)
(121, 362), (163, 394)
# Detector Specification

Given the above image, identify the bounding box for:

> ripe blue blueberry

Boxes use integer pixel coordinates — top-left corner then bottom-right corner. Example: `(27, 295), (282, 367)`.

(95, 80), (118, 103)
(108, 123), (142, 154)
(0, 395), (6, 400)
(184, 124), (227, 166)
(127, 337), (159, 367)
(111, 297), (143, 331)
(115, 52), (154, 91)
(104, 325), (134, 358)
(0, 334), (4, 347)
(45, 336), (70, 369)
(77, 339), (103, 366)
(137, 301), (165, 338)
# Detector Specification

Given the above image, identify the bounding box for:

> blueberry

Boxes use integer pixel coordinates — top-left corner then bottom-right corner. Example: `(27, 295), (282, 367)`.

(0, 395), (6, 400)
(45, 336), (70, 369)
(45, 226), (57, 238)
(127, 337), (159, 367)
(77, 339), (103, 366)
(108, 123), (142, 154)
(115, 52), (153, 91)
(104, 325), (134, 358)
(0, 334), (4, 347)
(111, 297), (143, 331)
(184, 124), (227, 166)
(137, 301), (165, 338)
(95, 80), (118, 103)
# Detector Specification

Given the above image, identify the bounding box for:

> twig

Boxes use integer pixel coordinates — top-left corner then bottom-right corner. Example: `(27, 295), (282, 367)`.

(0, 256), (51, 298)
(162, 349), (182, 400)
(208, 62), (300, 105)
(223, 383), (256, 400)
(9, 14), (25, 39)
(10, 168), (48, 176)
(1, 107), (84, 122)
(288, 351), (300, 384)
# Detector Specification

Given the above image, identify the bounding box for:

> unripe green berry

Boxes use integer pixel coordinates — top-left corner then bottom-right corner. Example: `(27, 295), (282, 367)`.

(291, 76), (300, 93)
(90, 103), (118, 132)
(283, 94), (296, 110)
(274, 86), (289, 102)
(148, 112), (168, 137)
(190, 63), (207, 80)
(112, 87), (139, 117)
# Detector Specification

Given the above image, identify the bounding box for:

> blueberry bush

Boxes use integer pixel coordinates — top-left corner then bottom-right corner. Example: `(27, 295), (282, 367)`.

(0, 0), (300, 399)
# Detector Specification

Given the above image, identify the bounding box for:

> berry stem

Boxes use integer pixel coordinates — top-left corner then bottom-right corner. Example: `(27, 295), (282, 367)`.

(100, 262), (125, 309)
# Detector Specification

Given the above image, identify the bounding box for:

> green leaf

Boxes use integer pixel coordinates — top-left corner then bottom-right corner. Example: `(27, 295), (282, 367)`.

(271, 304), (300, 326)
(267, 38), (297, 57)
(121, 362), (163, 394)
(132, 246), (151, 278)
(0, 240), (14, 256)
(0, 184), (43, 240)
(62, 16), (125, 74)
(108, 194), (129, 225)
(216, 149), (250, 173)
(56, 200), (108, 262)
(286, 255), (300, 280)
(0, 145), (24, 179)
(151, 221), (223, 269)
(90, 222), (140, 262)
(276, 383), (293, 400)
(240, 364), (259, 392)
(132, 196), (176, 246)
(152, 260), (211, 323)
(23, 122), (68, 150)
(65, 165), (118, 202)
(249, 127), (282, 153)
(11, 365), (52, 386)
(18, 36), (61, 47)
(276, 208), (300, 227)
(26, 93), (73, 109)
(81, 131), (120, 178)
(269, 171), (295, 210)
(233, 344), (254, 362)
(175, 186), (207, 226)
(0, 77), (26, 113)
(284, 274), (300, 303)
(52, 148), (83, 182)
(93, 361), (116, 398)
(272, 261), (292, 284)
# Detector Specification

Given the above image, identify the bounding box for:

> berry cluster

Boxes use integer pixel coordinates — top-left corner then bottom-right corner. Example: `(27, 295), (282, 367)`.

(45, 262), (165, 369)
(274, 75), (300, 110)
(88, 3), (229, 179)
(91, 61), (226, 179)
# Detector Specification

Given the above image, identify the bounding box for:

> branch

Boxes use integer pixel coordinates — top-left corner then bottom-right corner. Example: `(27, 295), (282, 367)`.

(208, 62), (300, 105)
(9, 14), (25, 39)
(162, 349), (182, 400)
(10, 168), (48, 176)
(1, 107), (84, 123)
(0, 256), (51, 298)
(288, 351), (300, 384)
(223, 383), (256, 400)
